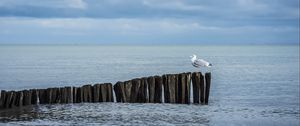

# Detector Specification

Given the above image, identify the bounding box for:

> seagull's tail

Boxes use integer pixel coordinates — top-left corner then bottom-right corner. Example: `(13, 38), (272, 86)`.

(208, 63), (212, 67)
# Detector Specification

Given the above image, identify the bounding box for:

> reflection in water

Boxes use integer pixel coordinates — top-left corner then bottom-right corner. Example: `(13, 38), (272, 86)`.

(1, 103), (211, 125)
(0, 102), (299, 125)
(0, 105), (39, 122)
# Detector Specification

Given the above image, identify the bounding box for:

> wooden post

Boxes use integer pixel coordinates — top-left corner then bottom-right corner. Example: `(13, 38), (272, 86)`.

(162, 75), (169, 103)
(154, 76), (162, 103)
(30, 89), (38, 105)
(5, 91), (14, 108)
(113, 82), (121, 102)
(93, 84), (101, 103)
(107, 83), (113, 102)
(76, 87), (83, 103)
(117, 82), (126, 103)
(72, 87), (77, 103)
(118, 82), (127, 102)
(100, 84), (107, 102)
(23, 90), (32, 106)
(192, 72), (200, 104)
(14, 91), (23, 107)
(0, 90), (7, 109)
(65, 87), (72, 103)
(10, 91), (17, 108)
(199, 73), (205, 104)
(170, 74), (177, 103)
(82, 85), (92, 102)
(130, 79), (141, 103)
(178, 73), (186, 104)
(144, 77), (149, 103)
(114, 82), (128, 103)
(136, 78), (146, 103)
(38, 89), (46, 104)
(185, 72), (191, 104)
(60, 87), (66, 103)
(45, 88), (53, 104)
(124, 80), (132, 103)
(49, 88), (58, 104)
(175, 74), (179, 103)
(205, 72), (211, 104)
(164, 74), (176, 103)
(147, 76), (155, 103)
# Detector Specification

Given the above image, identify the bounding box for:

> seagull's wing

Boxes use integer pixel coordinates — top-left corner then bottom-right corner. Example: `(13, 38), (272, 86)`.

(192, 62), (201, 68)
(194, 59), (210, 67)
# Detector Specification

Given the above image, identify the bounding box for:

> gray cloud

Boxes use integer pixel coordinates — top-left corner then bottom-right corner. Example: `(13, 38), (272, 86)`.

(0, 0), (298, 44)
(0, 0), (298, 19)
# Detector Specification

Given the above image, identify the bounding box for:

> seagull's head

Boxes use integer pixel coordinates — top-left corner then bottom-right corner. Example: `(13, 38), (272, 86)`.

(190, 54), (196, 58)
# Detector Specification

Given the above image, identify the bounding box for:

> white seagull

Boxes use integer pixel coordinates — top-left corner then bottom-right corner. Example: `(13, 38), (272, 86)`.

(190, 54), (212, 69)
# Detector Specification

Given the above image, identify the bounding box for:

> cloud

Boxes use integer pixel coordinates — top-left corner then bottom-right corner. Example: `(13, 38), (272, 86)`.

(142, 0), (208, 11)
(65, 0), (87, 9)
(0, 17), (298, 44)
(0, 0), (298, 44)
(0, 0), (87, 9)
(0, 0), (298, 19)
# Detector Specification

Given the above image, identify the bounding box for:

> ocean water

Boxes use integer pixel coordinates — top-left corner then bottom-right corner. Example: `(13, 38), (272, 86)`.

(0, 45), (299, 125)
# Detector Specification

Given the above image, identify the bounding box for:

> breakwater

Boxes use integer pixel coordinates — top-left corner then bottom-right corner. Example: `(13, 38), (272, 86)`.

(0, 72), (211, 109)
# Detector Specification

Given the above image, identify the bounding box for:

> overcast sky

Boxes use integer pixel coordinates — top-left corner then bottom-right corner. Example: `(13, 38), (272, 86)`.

(0, 0), (299, 44)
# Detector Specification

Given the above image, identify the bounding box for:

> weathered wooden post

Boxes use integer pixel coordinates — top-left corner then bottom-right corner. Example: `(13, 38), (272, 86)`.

(113, 83), (121, 102)
(100, 83), (113, 102)
(147, 76), (155, 103)
(100, 84), (107, 102)
(118, 82), (127, 102)
(10, 91), (18, 108)
(66, 87), (72, 103)
(170, 74), (177, 103)
(72, 87), (77, 103)
(124, 80), (132, 102)
(60, 87), (66, 103)
(192, 72), (200, 104)
(199, 73), (205, 104)
(23, 90), (32, 106)
(30, 89), (38, 105)
(82, 85), (92, 102)
(139, 77), (148, 103)
(205, 72), (211, 104)
(162, 75), (168, 103)
(76, 87), (83, 103)
(107, 83), (113, 102)
(120, 82), (127, 102)
(5, 91), (14, 108)
(48, 88), (56, 104)
(154, 76), (162, 103)
(0, 90), (7, 109)
(45, 88), (53, 104)
(185, 72), (191, 104)
(14, 91), (23, 107)
(163, 74), (176, 103)
(142, 77), (149, 103)
(93, 84), (101, 102)
(38, 89), (46, 104)
(130, 79), (141, 103)
(178, 73), (186, 104)
(175, 74), (179, 103)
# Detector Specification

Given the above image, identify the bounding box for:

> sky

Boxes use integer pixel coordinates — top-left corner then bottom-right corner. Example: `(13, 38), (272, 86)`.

(0, 0), (299, 45)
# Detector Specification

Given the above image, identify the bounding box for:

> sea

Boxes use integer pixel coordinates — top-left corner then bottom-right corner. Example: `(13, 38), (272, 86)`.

(0, 45), (299, 126)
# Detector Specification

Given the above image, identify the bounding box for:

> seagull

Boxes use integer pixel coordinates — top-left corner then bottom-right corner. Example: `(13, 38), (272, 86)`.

(190, 54), (212, 69)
